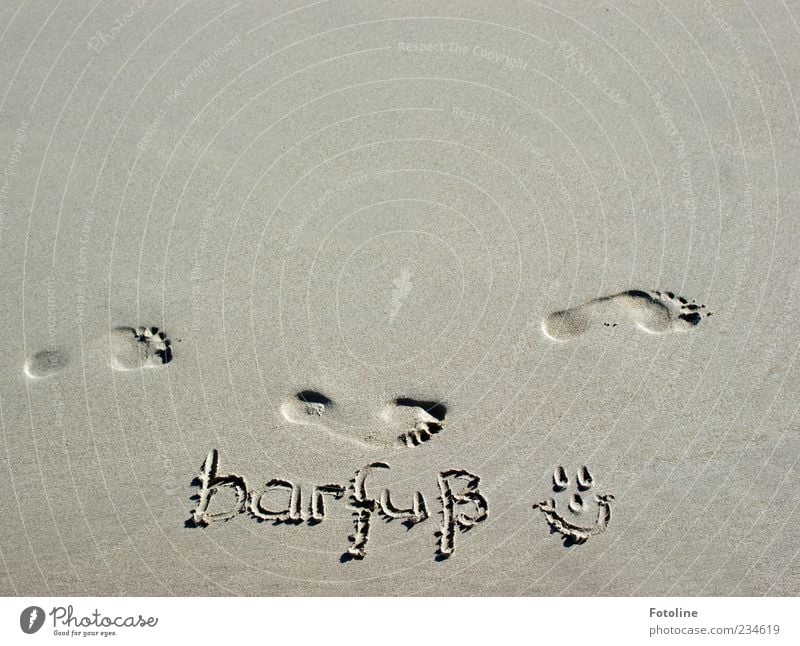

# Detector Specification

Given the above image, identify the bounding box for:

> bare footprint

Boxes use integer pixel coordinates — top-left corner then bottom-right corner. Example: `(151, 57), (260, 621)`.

(280, 391), (386, 449)
(381, 398), (447, 447)
(24, 349), (69, 379)
(281, 392), (448, 450)
(542, 290), (711, 341)
(110, 326), (172, 371)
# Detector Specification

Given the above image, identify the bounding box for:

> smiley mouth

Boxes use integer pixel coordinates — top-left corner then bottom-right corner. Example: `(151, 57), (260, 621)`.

(533, 494), (614, 545)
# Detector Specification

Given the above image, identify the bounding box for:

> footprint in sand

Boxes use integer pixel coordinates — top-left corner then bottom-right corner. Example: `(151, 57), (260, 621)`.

(26, 326), (173, 378)
(24, 349), (69, 379)
(542, 290), (711, 341)
(110, 326), (172, 371)
(280, 392), (448, 450)
(280, 390), (389, 449)
(279, 390), (379, 445)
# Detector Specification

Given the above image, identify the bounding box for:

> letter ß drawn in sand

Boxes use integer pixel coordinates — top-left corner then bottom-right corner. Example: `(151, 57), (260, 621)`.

(436, 470), (489, 559)
(533, 466), (613, 546)
(542, 290), (711, 341)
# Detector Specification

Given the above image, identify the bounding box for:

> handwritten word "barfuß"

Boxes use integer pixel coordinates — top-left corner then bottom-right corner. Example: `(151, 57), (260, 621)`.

(188, 450), (489, 560)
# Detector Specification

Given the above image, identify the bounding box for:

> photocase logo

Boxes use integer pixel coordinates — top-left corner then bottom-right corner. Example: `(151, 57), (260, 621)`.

(20, 606), (45, 634)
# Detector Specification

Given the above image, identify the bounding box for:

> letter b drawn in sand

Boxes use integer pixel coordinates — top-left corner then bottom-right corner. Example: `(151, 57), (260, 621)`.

(189, 449), (248, 526)
(533, 466), (613, 546)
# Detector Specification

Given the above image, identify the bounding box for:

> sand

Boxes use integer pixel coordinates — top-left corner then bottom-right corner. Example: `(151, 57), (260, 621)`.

(0, 0), (798, 596)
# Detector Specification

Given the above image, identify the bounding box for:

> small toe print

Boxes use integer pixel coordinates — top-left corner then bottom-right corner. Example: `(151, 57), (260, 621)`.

(679, 311), (702, 325)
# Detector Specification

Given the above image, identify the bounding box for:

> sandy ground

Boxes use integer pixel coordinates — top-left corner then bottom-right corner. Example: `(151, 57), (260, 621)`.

(1, 0), (799, 595)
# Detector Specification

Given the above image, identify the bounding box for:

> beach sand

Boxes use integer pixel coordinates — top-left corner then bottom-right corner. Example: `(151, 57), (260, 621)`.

(0, 0), (798, 595)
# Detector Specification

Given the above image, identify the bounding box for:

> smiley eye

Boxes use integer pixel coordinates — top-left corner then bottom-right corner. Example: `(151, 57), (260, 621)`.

(553, 466), (569, 491)
(577, 466), (594, 491)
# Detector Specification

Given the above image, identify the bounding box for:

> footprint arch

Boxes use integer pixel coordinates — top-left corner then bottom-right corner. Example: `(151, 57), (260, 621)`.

(542, 290), (711, 341)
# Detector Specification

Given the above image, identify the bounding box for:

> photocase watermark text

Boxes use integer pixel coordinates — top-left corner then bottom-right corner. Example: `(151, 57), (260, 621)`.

(558, 41), (629, 108)
(87, 0), (148, 55)
(137, 35), (242, 151)
(398, 41), (528, 72)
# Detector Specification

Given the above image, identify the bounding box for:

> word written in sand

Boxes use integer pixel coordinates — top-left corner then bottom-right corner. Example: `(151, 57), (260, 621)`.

(188, 450), (488, 560)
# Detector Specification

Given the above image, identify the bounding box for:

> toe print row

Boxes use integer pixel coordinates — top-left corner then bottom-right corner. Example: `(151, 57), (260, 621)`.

(392, 398), (448, 447)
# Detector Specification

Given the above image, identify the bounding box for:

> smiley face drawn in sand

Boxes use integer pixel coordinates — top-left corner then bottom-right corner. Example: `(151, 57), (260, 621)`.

(533, 466), (614, 546)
